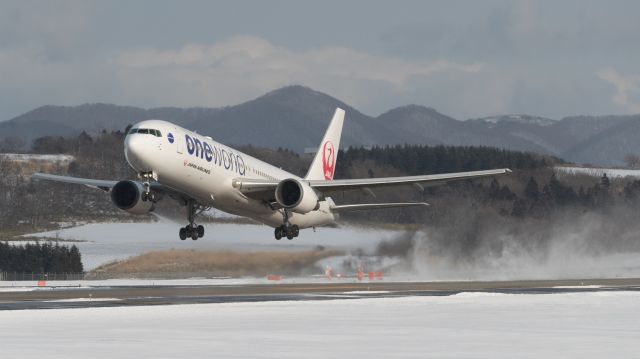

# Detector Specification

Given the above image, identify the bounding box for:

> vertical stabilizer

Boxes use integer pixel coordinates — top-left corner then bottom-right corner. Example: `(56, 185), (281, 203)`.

(304, 108), (345, 181)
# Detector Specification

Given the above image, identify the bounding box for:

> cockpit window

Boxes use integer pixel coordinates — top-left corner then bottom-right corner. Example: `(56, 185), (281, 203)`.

(128, 128), (162, 137)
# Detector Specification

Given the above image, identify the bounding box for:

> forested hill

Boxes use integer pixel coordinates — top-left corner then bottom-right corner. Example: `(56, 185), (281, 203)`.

(0, 130), (558, 231)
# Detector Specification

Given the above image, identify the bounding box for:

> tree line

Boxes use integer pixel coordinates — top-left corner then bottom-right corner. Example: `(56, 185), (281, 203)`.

(0, 242), (83, 273)
(1, 130), (637, 230)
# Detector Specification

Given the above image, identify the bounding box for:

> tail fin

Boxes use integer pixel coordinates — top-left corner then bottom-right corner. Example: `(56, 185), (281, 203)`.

(305, 108), (345, 181)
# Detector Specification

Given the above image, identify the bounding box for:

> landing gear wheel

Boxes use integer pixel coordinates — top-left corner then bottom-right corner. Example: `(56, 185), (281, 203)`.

(178, 199), (211, 241)
(274, 227), (282, 240)
(279, 210), (298, 240)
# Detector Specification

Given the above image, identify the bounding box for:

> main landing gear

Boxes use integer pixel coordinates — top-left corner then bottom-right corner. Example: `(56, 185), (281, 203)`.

(179, 200), (209, 241)
(274, 209), (300, 240)
(274, 225), (299, 240)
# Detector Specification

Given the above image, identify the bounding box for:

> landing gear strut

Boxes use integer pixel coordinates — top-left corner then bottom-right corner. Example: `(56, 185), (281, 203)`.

(274, 209), (300, 240)
(179, 200), (209, 240)
(139, 172), (155, 202)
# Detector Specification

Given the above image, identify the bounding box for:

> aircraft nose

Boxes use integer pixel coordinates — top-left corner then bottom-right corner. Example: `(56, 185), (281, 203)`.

(124, 134), (151, 172)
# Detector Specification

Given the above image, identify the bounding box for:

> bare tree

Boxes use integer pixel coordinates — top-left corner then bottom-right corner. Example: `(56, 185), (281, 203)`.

(624, 154), (640, 169)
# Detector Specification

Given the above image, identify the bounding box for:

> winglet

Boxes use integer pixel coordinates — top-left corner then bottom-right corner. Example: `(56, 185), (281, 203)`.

(304, 108), (345, 181)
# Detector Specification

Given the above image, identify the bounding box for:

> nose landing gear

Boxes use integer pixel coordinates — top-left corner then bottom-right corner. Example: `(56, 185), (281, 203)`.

(139, 171), (157, 202)
(179, 199), (209, 240)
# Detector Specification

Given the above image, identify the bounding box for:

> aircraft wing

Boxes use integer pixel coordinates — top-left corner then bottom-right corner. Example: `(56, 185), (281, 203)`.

(31, 172), (194, 205)
(308, 168), (511, 192)
(234, 168), (510, 199)
(31, 173), (117, 191)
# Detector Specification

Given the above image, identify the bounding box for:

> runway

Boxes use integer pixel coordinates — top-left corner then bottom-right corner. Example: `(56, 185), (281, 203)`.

(2, 277), (640, 310)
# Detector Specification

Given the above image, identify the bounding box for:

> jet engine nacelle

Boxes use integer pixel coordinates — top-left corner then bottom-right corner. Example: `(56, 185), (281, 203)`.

(275, 178), (319, 214)
(110, 180), (154, 215)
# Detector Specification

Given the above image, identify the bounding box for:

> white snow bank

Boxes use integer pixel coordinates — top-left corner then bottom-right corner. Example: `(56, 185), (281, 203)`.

(0, 153), (75, 163)
(0, 292), (638, 358)
(46, 298), (122, 303)
(555, 166), (640, 178)
(0, 277), (364, 291)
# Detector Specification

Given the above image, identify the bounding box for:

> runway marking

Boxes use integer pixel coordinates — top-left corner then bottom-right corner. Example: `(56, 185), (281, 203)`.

(2, 278), (640, 310)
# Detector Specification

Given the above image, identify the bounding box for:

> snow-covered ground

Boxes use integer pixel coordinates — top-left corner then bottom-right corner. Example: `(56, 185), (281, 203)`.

(0, 153), (75, 163)
(555, 166), (640, 178)
(0, 277), (364, 291)
(26, 221), (400, 270)
(0, 291), (638, 358)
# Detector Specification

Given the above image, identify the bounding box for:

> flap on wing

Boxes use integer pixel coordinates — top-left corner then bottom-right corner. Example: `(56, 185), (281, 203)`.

(331, 202), (429, 212)
(232, 178), (279, 201)
(310, 168), (511, 192)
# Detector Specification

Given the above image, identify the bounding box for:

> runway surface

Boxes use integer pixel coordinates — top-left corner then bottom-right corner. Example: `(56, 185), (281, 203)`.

(2, 277), (640, 310)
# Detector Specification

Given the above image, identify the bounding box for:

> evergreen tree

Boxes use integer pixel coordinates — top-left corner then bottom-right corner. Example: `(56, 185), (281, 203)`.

(511, 198), (527, 217)
(525, 176), (540, 200)
(600, 173), (610, 191)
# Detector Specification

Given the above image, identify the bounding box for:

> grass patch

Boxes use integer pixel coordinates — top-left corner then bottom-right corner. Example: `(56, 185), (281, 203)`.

(91, 248), (343, 278)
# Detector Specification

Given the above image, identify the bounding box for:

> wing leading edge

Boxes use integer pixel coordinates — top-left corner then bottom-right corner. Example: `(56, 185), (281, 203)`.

(31, 172), (117, 191)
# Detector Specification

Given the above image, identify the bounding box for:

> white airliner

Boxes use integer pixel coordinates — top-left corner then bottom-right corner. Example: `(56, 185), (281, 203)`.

(33, 108), (510, 240)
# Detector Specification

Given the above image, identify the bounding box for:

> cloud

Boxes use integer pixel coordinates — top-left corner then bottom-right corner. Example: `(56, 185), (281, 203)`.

(0, 34), (488, 119)
(110, 36), (483, 109)
(0, 1), (92, 53)
(599, 68), (640, 113)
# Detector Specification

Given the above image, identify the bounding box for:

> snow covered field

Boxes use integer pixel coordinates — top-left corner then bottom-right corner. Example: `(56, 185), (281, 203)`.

(555, 166), (640, 178)
(0, 153), (75, 163)
(1, 291), (638, 358)
(27, 221), (399, 269)
(0, 277), (364, 291)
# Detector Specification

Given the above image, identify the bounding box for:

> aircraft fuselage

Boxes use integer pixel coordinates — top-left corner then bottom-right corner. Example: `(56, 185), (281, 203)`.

(124, 119), (336, 229)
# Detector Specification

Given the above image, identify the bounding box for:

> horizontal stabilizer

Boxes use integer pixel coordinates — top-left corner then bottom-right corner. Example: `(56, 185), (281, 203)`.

(331, 202), (429, 212)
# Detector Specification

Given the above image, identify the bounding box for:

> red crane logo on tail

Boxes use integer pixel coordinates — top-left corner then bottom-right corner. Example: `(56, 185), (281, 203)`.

(322, 141), (335, 180)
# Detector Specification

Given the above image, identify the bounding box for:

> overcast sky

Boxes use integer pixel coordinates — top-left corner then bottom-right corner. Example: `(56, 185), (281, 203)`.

(1, 0), (639, 121)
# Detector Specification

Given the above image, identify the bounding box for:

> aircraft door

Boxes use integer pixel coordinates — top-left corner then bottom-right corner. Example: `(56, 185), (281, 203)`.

(174, 127), (183, 154)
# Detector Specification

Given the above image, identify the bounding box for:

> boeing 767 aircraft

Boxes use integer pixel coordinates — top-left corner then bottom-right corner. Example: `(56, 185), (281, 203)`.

(33, 108), (510, 240)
